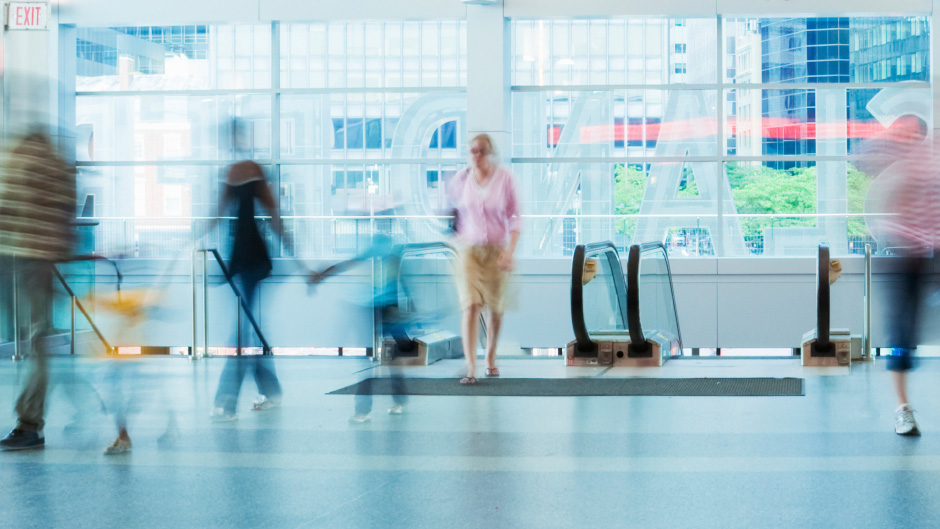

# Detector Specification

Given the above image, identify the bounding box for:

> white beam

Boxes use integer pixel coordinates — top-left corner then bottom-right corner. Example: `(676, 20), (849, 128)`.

(261, 0), (466, 22)
(717, 0), (931, 16)
(505, 0), (716, 17)
(505, 0), (932, 17)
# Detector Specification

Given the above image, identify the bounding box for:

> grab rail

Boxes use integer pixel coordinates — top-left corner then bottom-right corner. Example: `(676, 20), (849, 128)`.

(52, 265), (114, 355)
(192, 248), (272, 358)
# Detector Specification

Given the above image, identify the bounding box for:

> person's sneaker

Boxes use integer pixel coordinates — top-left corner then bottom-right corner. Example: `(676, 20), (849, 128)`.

(210, 408), (238, 422)
(251, 395), (281, 411)
(157, 428), (180, 446)
(349, 413), (371, 424)
(0, 429), (44, 451)
(895, 404), (920, 436)
(104, 437), (132, 455)
(388, 404), (404, 415)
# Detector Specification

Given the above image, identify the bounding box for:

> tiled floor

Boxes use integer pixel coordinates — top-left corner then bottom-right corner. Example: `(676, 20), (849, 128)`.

(1, 355), (938, 528)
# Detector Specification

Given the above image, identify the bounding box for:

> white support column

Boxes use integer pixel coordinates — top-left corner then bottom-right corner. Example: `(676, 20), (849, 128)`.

(466, 0), (511, 157)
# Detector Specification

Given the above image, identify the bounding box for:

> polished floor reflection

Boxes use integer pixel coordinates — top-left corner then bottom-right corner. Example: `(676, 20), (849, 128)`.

(1, 356), (938, 528)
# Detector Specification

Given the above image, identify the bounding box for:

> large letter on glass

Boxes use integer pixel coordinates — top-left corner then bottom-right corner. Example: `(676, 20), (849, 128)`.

(634, 91), (747, 256)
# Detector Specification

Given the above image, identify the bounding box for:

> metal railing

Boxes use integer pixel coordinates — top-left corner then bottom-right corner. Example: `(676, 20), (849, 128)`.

(51, 266), (114, 355)
(78, 213), (895, 260)
(191, 248), (271, 359)
(9, 256), (117, 359)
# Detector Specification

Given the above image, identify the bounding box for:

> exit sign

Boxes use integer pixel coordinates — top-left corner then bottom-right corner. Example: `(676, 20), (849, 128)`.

(6, 2), (48, 30)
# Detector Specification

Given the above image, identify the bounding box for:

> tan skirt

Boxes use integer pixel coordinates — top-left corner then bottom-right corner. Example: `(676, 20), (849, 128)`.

(457, 245), (510, 312)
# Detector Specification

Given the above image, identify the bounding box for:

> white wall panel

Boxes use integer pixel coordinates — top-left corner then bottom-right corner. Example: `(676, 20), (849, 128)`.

(58, 0), (261, 25)
(673, 281), (718, 348)
(261, 0), (466, 22)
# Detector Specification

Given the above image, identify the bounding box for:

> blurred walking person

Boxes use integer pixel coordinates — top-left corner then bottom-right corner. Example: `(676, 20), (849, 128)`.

(210, 121), (295, 421)
(310, 230), (411, 422)
(446, 134), (521, 384)
(0, 131), (76, 450)
(858, 114), (940, 436)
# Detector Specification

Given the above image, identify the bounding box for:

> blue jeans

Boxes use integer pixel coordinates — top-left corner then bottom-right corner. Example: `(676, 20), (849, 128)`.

(213, 270), (281, 413)
(355, 306), (409, 415)
(885, 255), (931, 372)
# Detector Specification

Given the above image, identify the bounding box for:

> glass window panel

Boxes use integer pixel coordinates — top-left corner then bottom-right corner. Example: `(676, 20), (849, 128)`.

(76, 164), (228, 252)
(76, 94), (271, 162)
(512, 89), (718, 159)
(77, 25), (270, 91)
(512, 19), (714, 86)
(724, 16), (929, 84)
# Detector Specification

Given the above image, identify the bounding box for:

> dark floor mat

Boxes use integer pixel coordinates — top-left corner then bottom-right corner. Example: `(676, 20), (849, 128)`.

(330, 377), (804, 397)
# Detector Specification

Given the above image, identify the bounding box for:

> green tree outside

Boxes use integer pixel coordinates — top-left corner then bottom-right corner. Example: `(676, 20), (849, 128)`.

(611, 162), (874, 245)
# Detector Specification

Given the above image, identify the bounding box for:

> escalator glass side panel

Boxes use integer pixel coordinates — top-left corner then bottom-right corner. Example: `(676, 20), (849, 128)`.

(638, 243), (683, 357)
(582, 245), (627, 335)
(396, 247), (463, 346)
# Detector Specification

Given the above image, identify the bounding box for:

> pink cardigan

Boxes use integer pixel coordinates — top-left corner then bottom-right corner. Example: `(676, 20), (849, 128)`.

(446, 165), (522, 247)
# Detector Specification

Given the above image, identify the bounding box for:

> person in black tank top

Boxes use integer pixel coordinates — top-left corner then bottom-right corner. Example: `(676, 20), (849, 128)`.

(211, 159), (294, 421)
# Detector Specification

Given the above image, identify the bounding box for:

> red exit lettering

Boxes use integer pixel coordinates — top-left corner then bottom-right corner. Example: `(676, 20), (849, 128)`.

(12, 5), (44, 28)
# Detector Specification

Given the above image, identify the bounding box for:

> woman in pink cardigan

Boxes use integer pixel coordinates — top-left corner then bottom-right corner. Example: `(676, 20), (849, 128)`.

(447, 133), (521, 384)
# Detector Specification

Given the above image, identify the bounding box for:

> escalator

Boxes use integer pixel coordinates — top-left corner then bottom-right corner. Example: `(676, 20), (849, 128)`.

(801, 243), (859, 366)
(377, 242), (470, 366)
(567, 241), (682, 367)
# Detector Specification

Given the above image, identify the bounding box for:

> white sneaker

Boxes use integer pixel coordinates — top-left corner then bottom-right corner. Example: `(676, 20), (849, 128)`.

(895, 404), (920, 436)
(251, 395), (281, 411)
(388, 404), (404, 415)
(210, 408), (238, 422)
(104, 437), (132, 455)
(349, 413), (371, 424)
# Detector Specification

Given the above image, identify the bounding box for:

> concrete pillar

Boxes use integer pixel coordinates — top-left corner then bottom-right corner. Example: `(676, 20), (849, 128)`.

(465, 0), (510, 157)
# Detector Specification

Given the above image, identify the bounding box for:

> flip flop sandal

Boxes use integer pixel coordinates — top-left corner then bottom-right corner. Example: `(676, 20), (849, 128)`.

(459, 376), (477, 385)
(485, 367), (500, 377)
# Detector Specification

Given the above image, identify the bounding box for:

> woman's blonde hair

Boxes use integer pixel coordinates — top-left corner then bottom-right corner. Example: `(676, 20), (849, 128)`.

(470, 133), (497, 156)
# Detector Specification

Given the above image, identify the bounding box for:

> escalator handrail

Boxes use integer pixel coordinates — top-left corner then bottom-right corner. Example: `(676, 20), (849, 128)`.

(817, 243), (831, 352)
(397, 241), (458, 260)
(625, 245), (648, 353)
(634, 242), (684, 353)
(201, 248), (272, 354)
(570, 241), (627, 353)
